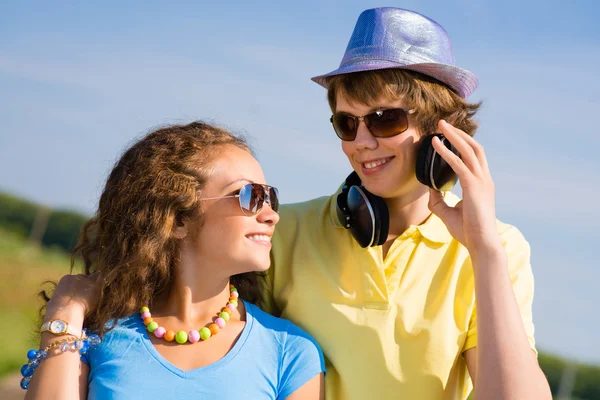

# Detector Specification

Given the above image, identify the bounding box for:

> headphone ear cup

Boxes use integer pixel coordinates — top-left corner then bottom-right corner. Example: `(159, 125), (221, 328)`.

(336, 172), (361, 228)
(362, 190), (389, 246)
(416, 134), (436, 188)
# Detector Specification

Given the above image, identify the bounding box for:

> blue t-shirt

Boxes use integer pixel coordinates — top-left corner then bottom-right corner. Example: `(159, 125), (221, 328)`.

(82, 300), (325, 399)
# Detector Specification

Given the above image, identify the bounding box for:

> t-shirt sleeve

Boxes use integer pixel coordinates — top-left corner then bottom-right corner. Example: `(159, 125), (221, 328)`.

(277, 323), (326, 399)
(462, 225), (537, 354)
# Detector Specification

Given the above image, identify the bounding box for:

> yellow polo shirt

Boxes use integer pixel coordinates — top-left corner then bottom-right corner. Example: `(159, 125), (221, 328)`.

(259, 190), (536, 400)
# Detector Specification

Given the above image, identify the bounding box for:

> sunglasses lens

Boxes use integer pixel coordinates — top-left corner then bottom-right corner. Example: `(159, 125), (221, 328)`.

(238, 184), (264, 215)
(331, 114), (358, 141)
(269, 187), (280, 212)
(366, 108), (409, 137)
(238, 184), (280, 215)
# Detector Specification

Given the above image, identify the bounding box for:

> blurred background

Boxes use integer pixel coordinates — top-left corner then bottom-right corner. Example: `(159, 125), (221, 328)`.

(1, 1), (599, 398)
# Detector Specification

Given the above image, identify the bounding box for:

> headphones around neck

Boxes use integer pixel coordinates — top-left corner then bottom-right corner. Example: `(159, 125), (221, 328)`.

(336, 133), (459, 247)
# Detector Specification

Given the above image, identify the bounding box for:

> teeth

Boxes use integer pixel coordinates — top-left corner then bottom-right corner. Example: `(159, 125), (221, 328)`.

(364, 158), (390, 169)
(248, 235), (271, 242)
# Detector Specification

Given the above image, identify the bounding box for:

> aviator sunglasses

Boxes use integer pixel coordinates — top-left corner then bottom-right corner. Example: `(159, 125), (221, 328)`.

(201, 183), (279, 216)
(330, 108), (416, 141)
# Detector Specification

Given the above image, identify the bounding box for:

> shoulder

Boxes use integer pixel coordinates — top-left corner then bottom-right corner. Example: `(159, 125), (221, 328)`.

(82, 314), (142, 364)
(446, 192), (530, 251)
(278, 195), (333, 224)
(93, 314), (142, 347)
(495, 219), (531, 257)
(246, 302), (322, 353)
(492, 220), (534, 284)
(272, 194), (338, 255)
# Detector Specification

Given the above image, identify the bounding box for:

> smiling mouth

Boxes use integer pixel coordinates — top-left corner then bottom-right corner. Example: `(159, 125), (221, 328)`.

(246, 234), (272, 243)
(362, 156), (394, 169)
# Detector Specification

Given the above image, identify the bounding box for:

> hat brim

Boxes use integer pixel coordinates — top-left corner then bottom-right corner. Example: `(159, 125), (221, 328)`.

(311, 60), (478, 99)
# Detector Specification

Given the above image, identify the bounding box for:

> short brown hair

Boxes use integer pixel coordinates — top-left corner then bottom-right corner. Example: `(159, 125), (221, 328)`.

(327, 69), (481, 137)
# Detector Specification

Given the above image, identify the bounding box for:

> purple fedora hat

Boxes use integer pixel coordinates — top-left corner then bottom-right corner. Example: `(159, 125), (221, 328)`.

(311, 7), (478, 99)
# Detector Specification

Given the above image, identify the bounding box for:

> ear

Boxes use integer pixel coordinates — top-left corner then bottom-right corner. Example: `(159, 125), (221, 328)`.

(173, 218), (189, 240)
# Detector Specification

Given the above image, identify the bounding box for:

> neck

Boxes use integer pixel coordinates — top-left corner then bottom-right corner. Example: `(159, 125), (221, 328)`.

(152, 247), (235, 326)
(384, 187), (432, 238)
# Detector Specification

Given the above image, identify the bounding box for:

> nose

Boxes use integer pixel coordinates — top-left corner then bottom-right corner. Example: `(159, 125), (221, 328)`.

(353, 119), (379, 150)
(257, 200), (280, 226)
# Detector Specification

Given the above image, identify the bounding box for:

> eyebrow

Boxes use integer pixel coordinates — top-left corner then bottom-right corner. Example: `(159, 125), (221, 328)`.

(223, 178), (252, 190)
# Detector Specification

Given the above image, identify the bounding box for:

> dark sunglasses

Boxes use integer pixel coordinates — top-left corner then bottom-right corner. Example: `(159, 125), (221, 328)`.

(330, 108), (416, 141)
(201, 183), (279, 216)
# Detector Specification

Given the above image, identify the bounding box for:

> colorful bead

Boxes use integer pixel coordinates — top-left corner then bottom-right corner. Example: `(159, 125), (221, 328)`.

(140, 284), (239, 344)
(21, 364), (34, 378)
(88, 334), (102, 346)
(188, 330), (200, 343)
(175, 331), (188, 344)
(200, 327), (211, 340)
(209, 323), (220, 336)
(154, 327), (166, 338)
(215, 318), (226, 329)
(218, 311), (230, 322)
(20, 377), (31, 390)
(27, 350), (37, 360)
(147, 321), (159, 333)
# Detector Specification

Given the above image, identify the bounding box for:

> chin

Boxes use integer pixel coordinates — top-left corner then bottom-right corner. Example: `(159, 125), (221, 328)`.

(253, 259), (271, 272)
(361, 181), (398, 198)
(362, 172), (419, 199)
(242, 257), (271, 273)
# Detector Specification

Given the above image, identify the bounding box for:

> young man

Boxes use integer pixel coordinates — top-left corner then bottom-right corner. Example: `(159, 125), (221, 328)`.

(260, 7), (551, 400)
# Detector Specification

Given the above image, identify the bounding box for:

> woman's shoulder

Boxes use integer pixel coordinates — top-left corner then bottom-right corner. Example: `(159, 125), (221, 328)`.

(245, 301), (322, 351)
(90, 313), (143, 345)
(245, 301), (325, 379)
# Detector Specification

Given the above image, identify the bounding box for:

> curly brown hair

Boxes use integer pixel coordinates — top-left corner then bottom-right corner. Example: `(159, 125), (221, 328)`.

(45, 121), (261, 336)
(327, 69), (482, 137)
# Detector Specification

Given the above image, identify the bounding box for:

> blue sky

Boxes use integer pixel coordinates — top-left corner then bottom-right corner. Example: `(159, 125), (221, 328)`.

(1, 1), (599, 363)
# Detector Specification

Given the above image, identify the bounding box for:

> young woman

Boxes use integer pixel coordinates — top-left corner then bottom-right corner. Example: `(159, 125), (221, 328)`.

(24, 121), (325, 399)
(260, 7), (552, 400)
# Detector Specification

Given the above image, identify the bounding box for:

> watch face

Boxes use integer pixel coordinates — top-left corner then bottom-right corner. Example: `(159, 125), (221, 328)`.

(50, 320), (67, 334)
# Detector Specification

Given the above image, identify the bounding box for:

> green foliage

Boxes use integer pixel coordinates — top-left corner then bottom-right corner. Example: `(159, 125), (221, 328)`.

(539, 352), (568, 394)
(0, 192), (38, 238)
(573, 362), (600, 399)
(0, 191), (89, 253)
(0, 228), (72, 377)
(43, 209), (88, 251)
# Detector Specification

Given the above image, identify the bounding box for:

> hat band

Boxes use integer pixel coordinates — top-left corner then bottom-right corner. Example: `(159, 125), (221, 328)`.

(340, 45), (454, 68)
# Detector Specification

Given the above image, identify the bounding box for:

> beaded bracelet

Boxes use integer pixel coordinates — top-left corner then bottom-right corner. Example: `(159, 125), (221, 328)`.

(20, 330), (101, 390)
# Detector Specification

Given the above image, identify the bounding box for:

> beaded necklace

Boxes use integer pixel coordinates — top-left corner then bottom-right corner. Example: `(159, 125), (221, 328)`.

(141, 284), (239, 344)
